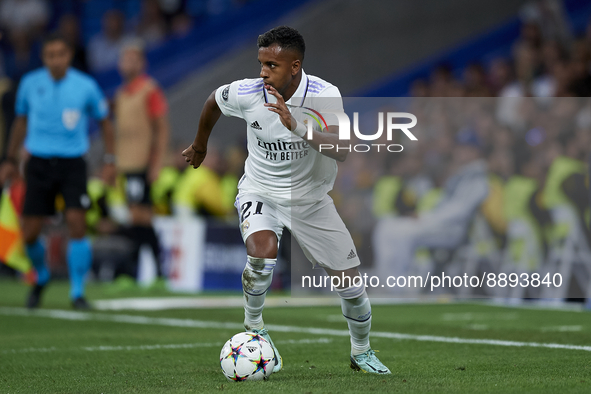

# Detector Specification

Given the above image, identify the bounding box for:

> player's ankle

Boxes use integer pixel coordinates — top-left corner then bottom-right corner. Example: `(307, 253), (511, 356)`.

(351, 345), (371, 356)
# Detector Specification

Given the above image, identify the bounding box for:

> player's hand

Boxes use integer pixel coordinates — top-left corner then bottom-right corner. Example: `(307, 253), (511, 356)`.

(0, 160), (17, 185)
(182, 145), (207, 169)
(264, 84), (295, 131)
(101, 163), (117, 186)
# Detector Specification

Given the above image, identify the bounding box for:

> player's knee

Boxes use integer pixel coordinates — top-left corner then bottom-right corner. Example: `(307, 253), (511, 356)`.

(335, 281), (366, 300)
(245, 231), (277, 259)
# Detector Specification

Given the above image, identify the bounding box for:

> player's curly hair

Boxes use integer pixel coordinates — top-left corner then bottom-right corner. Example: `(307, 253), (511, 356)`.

(257, 26), (305, 61)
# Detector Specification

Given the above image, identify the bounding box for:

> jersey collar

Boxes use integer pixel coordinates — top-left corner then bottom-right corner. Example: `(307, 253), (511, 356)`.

(44, 67), (71, 83)
(263, 69), (309, 107)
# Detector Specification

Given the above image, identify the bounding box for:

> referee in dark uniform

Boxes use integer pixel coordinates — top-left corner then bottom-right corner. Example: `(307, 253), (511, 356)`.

(0, 34), (116, 309)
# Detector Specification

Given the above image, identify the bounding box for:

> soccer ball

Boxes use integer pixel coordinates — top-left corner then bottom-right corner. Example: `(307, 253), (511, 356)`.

(219, 332), (275, 381)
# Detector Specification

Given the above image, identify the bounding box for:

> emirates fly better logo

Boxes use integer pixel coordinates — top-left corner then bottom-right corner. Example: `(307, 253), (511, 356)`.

(300, 108), (418, 152)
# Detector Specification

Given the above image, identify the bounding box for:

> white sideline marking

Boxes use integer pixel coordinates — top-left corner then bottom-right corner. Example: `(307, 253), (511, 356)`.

(1, 307), (590, 352)
(1, 338), (333, 354)
(92, 297), (340, 311)
(441, 312), (518, 321)
(465, 324), (489, 330)
(541, 325), (583, 332)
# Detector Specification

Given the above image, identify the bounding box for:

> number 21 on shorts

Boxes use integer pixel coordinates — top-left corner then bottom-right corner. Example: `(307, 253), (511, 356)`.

(240, 201), (264, 223)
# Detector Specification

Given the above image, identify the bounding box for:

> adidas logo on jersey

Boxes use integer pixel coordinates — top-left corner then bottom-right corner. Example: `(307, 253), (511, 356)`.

(347, 249), (357, 260)
(250, 121), (262, 130)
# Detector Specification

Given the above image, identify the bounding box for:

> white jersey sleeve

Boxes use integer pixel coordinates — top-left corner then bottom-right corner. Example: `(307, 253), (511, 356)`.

(215, 81), (243, 118)
(315, 85), (343, 128)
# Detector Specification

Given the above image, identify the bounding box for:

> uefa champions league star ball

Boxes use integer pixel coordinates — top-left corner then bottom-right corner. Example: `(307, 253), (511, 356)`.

(220, 332), (275, 381)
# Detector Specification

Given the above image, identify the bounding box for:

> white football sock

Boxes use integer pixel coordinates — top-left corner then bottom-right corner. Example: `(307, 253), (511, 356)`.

(242, 255), (275, 331)
(336, 283), (372, 356)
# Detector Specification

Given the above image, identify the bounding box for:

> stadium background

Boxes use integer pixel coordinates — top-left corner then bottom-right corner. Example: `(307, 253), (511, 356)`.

(0, 0), (589, 297)
(1, 1), (591, 392)
(1, 0), (591, 297)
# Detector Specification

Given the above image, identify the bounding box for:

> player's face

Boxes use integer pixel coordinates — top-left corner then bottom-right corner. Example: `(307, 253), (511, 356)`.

(118, 49), (145, 80)
(258, 44), (300, 94)
(42, 41), (72, 77)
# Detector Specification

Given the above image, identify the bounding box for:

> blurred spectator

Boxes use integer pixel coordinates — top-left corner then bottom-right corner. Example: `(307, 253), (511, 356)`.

(151, 143), (187, 216)
(172, 146), (231, 218)
(463, 63), (492, 97)
(429, 64), (454, 97)
(0, 0), (49, 39)
(57, 14), (88, 73)
(4, 29), (41, 82)
(137, 0), (167, 47)
(220, 145), (246, 214)
(87, 10), (132, 73)
(408, 1), (587, 103)
(410, 79), (429, 97)
(515, 21), (544, 52)
(155, 0), (186, 29)
(372, 129), (489, 283)
(569, 57), (591, 97)
(113, 39), (170, 278)
(170, 13), (193, 38)
(520, 0), (572, 45)
(488, 58), (513, 96)
(551, 59), (574, 97)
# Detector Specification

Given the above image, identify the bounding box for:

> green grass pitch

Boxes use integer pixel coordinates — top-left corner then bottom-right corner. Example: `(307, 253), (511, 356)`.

(1, 279), (591, 393)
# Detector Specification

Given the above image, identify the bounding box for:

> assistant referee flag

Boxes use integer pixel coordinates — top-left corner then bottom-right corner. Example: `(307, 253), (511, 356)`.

(0, 187), (32, 274)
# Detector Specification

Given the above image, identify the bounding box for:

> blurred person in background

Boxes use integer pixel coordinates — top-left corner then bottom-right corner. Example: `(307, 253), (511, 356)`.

(463, 63), (492, 97)
(372, 129), (489, 282)
(429, 64), (454, 97)
(170, 12), (193, 38)
(1, 28), (42, 148)
(488, 58), (514, 96)
(3, 29), (42, 83)
(151, 143), (186, 216)
(0, 34), (116, 309)
(0, 0), (49, 39)
(113, 39), (169, 279)
(173, 145), (230, 218)
(219, 145), (246, 215)
(57, 14), (88, 73)
(519, 0), (572, 46)
(154, 0), (187, 30)
(502, 151), (551, 275)
(87, 10), (132, 73)
(136, 0), (167, 48)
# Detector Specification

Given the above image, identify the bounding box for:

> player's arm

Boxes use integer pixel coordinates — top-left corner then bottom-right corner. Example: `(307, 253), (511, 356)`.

(149, 114), (170, 182)
(182, 89), (222, 168)
(264, 85), (347, 162)
(300, 125), (347, 162)
(0, 116), (27, 183)
(147, 86), (170, 182)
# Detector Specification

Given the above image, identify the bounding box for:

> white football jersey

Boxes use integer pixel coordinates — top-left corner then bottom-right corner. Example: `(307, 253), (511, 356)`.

(215, 70), (344, 206)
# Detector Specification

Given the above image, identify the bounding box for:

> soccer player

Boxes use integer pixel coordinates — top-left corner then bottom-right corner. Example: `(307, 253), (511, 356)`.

(0, 34), (116, 309)
(113, 39), (169, 278)
(182, 26), (390, 374)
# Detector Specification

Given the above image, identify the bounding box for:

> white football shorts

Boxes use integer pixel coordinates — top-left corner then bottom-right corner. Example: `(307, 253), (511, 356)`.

(234, 192), (361, 270)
